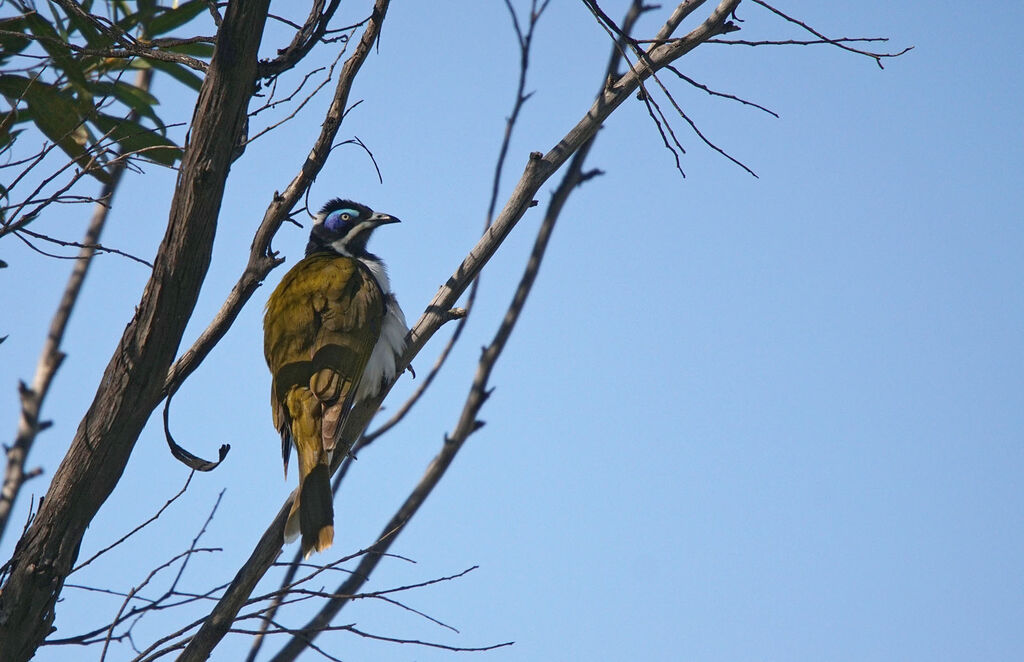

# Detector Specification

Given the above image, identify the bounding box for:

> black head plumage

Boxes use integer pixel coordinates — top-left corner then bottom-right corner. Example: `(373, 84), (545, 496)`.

(305, 199), (400, 257)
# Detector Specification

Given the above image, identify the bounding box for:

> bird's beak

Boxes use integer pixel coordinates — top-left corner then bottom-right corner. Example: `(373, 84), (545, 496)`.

(369, 212), (401, 226)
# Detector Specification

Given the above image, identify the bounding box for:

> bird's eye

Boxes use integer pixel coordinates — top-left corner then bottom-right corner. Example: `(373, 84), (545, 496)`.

(340, 213), (350, 221)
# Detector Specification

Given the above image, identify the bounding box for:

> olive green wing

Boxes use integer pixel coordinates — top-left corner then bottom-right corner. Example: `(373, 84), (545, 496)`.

(264, 254), (385, 469)
(306, 256), (384, 449)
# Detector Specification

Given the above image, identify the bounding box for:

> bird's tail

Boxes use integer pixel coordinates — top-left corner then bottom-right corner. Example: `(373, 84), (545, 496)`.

(297, 463), (334, 558)
(284, 388), (335, 558)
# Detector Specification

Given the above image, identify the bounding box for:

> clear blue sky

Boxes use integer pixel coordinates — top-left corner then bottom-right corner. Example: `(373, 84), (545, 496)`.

(1, 1), (1022, 660)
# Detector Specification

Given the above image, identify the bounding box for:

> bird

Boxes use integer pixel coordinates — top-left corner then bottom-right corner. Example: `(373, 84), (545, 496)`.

(263, 199), (408, 557)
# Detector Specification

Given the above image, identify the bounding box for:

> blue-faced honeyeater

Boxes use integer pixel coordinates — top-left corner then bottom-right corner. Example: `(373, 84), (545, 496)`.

(263, 199), (407, 557)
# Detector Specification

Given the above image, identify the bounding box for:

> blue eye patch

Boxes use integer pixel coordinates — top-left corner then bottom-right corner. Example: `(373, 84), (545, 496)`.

(324, 208), (360, 232)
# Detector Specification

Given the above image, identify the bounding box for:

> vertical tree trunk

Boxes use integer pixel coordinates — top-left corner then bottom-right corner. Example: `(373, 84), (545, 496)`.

(0, 3), (271, 659)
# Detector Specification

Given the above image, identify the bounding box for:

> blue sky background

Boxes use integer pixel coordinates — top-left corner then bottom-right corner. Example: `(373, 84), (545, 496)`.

(1, 1), (1022, 660)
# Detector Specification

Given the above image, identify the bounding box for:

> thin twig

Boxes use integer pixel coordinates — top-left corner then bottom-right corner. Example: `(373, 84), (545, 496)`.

(16, 228), (154, 267)
(748, 0), (912, 68)
(98, 548), (221, 662)
(72, 471), (194, 573)
(665, 64), (778, 117)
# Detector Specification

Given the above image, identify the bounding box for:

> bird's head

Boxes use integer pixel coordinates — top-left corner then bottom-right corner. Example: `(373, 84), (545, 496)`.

(306, 198), (400, 258)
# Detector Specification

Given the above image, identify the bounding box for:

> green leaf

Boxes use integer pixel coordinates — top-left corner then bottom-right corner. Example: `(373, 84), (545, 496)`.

(114, 9), (144, 34)
(0, 74), (110, 183)
(0, 121), (25, 150)
(63, 7), (105, 48)
(142, 58), (203, 92)
(44, 1), (69, 39)
(163, 42), (215, 59)
(24, 12), (88, 91)
(92, 113), (182, 167)
(0, 17), (31, 65)
(87, 80), (159, 109)
(86, 80), (163, 130)
(148, 1), (208, 37)
(0, 74), (31, 99)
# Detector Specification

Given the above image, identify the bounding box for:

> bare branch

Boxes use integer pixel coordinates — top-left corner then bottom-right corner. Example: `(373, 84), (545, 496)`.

(15, 228), (155, 267)
(259, 0), (343, 79)
(654, 0), (708, 42)
(245, 47), (348, 147)
(664, 64), (778, 116)
(748, 0), (912, 68)
(706, 36), (894, 47)
(236, 621), (513, 653)
(585, 0), (756, 176)
(47, 492), (227, 652)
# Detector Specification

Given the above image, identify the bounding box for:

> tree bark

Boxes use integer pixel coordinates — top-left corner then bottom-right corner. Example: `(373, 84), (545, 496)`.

(0, 3), (271, 659)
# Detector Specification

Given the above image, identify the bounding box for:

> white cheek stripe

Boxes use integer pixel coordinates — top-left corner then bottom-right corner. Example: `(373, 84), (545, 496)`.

(326, 221), (375, 256)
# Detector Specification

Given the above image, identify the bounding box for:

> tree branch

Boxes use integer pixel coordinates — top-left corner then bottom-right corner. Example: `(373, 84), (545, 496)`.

(258, 0), (343, 79)
(748, 0), (912, 68)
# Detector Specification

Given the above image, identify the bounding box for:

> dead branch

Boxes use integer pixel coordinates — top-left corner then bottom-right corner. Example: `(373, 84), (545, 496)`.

(44, 491), (226, 653)
(71, 471), (195, 574)
(14, 228), (154, 267)
(748, 0), (912, 68)
(245, 46), (349, 148)
(664, 64), (778, 116)
(259, 1), (343, 79)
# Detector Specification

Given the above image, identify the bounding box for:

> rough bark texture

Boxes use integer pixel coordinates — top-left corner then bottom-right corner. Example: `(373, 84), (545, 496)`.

(0, 3), (271, 659)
